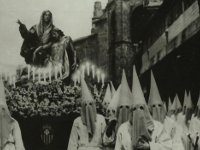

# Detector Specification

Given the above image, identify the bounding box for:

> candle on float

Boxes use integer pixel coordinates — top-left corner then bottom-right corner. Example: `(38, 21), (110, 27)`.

(81, 65), (86, 79)
(91, 65), (95, 79)
(86, 62), (90, 76)
(48, 67), (52, 83)
(96, 69), (101, 83)
(38, 69), (41, 82)
(27, 65), (31, 79)
(55, 66), (58, 80)
(72, 74), (77, 87)
(76, 70), (81, 84)
(101, 73), (105, 87)
(43, 70), (46, 82)
(13, 76), (16, 88)
(58, 63), (63, 79)
(32, 67), (35, 81)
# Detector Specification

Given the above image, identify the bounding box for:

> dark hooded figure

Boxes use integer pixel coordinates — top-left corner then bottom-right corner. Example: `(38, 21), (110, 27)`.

(17, 10), (55, 66)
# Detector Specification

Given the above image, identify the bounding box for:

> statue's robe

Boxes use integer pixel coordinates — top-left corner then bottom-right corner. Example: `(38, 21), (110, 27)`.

(51, 36), (76, 78)
(19, 24), (53, 66)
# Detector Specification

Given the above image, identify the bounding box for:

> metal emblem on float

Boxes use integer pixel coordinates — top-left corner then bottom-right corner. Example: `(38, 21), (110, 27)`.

(41, 124), (54, 145)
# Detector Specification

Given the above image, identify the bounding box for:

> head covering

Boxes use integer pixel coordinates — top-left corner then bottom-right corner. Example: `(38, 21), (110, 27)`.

(167, 97), (172, 116)
(130, 66), (154, 150)
(102, 84), (112, 109)
(0, 79), (13, 149)
(195, 92), (200, 118)
(183, 91), (189, 113)
(106, 85), (121, 121)
(170, 94), (182, 116)
(110, 81), (116, 98)
(148, 71), (166, 123)
(183, 91), (193, 125)
(132, 66), (146, 105)
(36, 10), (54, 44)
(117, 70), (133, 126)
(80, 74), (97, 139)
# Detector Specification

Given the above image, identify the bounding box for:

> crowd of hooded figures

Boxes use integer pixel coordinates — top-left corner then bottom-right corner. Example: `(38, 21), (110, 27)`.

(67, 65), (200, 150)
(1, 65), (200, 150)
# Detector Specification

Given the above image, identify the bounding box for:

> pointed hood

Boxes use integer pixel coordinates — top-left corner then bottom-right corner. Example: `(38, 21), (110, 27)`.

(148, 71), (163, 106)
(117, 70), (133, 126)
(0, 79), (14, 149)
(195, 92), (200, 118)
(106, 85), (121, 121)
(110, 81), (116, 98)
(186, 92), (193, 109)
(80, 74), (96, 139)
(130, 67), (154, 149)
(168, 97), (172, 112)
(171, 94), (182, 112)
(148, 71), (166, 123)
(197, 92), (200, 109)
(80, 74), (94, 103)
(183, 90), (188, 108)
(102, 84), (112, 108)
(0, 79), (7, 107)
(118, 69), (133, 106)
(132, 65), (146, 105)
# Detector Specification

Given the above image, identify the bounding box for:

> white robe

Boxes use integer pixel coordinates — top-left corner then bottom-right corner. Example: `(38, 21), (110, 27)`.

(3, 119), (25, 150)
(67, 114), (106, 150)
(171, 113), (192, 150)
(164, 116), (185, 150)
(114, 120), (172, 150)
(189, 117), (200, 150)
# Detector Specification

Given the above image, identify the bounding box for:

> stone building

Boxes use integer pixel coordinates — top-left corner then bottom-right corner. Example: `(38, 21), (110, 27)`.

(74, 0), (200, 103)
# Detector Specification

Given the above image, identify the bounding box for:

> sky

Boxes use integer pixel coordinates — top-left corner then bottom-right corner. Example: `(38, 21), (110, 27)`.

(0, 0), (108, 72)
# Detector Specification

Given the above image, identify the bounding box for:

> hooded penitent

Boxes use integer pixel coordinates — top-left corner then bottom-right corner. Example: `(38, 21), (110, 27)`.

(170, 94), (182, 117)
(131, 66), (154, 150)
(194, 92), (200, 119)
(117, 70), (133, 127)
(167, 97), (172, 116)
(110, 81), (116, 98)
(182, 91), (193, 125)
(102, 84), (112, 110)
(0, 79), (14, 149)
(106, 85), (121, 122)
(80, 74), (97, 140)
(148, 71), (166, 123)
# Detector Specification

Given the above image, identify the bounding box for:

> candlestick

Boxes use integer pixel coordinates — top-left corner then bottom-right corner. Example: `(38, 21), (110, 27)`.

(86, 62), (90, 76)
(32, 67), (35, 81)
(91, 65), (95, 79)
(38, 69), (41, 82)
(27, 65), (30, 80)
(96, 69), (100, 83)
(58, 63), (63, 79)
(101, 73), (105, 86)
(81, 65), (86, 79)
(55, 66), (58, 80)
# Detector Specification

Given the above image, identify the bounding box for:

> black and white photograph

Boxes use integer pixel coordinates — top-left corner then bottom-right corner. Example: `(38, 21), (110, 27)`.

(0, 0), (200, 150)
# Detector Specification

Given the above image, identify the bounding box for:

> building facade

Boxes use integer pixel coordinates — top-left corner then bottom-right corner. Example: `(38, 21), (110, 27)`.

(74, 0), (200, 103)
